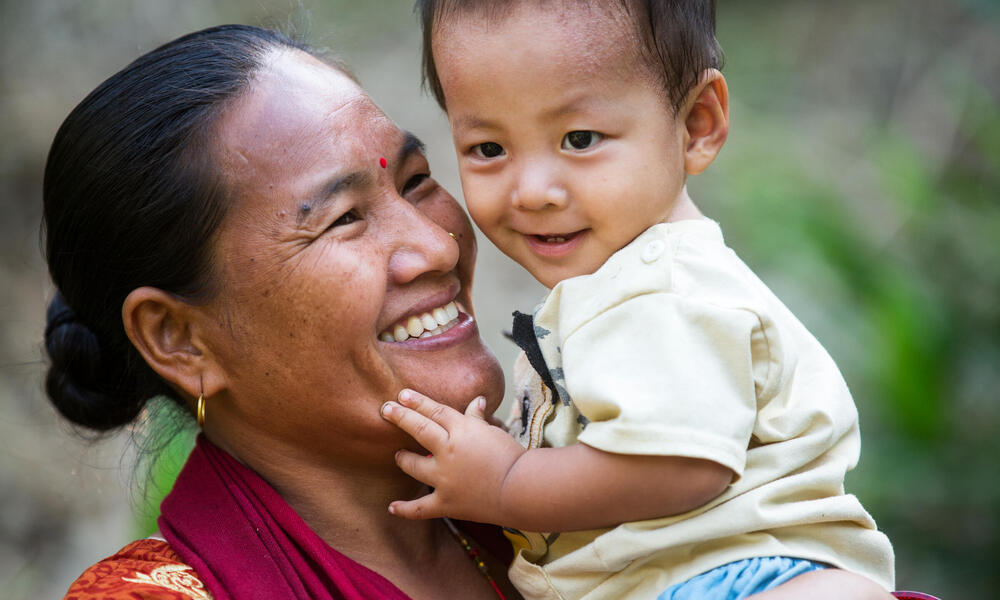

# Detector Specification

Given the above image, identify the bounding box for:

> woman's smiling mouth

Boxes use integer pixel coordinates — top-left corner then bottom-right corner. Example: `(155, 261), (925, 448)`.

(379, 301), (461, 342)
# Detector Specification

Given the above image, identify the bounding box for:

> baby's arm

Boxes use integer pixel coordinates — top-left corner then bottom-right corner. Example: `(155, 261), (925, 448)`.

(381, 389), (732, 532)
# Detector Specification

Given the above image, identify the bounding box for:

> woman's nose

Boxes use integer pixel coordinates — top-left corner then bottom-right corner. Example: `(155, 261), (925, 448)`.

(511, 160), (568, 211)
(386, 203), (460, 285)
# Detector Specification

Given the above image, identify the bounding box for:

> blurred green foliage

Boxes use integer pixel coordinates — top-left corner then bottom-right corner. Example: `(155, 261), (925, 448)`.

(698, 4), (1000, 596)
(132, 402), (196, 539)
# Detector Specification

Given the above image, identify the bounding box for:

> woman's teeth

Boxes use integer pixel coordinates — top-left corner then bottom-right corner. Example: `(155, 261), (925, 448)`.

(379, 301), (460, 342)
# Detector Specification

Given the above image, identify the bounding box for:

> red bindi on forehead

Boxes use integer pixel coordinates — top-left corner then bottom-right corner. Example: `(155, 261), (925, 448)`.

(379, 157), (387, 168)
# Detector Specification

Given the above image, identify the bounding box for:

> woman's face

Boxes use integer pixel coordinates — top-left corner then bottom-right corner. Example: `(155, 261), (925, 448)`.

(200, 49), (504, 467)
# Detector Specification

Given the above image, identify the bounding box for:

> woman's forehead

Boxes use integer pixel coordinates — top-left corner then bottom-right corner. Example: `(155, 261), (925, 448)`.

(218, 50), (391, 168)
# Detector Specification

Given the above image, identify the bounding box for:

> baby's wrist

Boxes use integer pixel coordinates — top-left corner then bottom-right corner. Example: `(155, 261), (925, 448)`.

(492, 446), (530, 527)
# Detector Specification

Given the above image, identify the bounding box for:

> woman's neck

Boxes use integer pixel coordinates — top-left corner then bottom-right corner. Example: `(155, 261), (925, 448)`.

(280, 466), (443, 566)
(204, 431), (515, 600)
(218, 431), (443, 565)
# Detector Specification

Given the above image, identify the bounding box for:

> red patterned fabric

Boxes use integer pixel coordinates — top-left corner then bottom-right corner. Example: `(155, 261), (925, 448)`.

(892, 592), (940, 600)
(65, 538), (212, 599)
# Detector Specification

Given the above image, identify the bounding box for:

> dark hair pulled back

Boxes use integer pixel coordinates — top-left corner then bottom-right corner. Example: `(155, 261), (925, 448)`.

(42, 25), (311, 432)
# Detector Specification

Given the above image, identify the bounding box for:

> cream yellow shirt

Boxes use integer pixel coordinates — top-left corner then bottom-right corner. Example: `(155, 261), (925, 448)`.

(505, 220), (894, 600)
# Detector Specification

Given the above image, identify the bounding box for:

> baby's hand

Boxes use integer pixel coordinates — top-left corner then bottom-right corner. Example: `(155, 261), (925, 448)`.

(380, 388), (525, 524)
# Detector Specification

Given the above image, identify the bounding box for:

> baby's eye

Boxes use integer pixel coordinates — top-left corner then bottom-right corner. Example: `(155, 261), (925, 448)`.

(472, 142), (505, 159)
(561, 131), (602, 151)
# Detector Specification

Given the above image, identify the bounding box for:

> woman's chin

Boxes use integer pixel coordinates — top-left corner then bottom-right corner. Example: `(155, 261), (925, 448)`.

(399, 344), (505, 413)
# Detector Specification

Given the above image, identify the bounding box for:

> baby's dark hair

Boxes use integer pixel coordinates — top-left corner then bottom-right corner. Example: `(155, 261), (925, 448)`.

(417, 0), (723, 113)
(42, 25), (319, 433)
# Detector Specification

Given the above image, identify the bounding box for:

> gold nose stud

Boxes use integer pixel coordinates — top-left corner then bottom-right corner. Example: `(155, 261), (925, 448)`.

(448, 232), (457, 239)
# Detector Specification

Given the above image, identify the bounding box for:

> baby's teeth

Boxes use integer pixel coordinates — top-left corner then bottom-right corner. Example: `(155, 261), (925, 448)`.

(419, 331), (433, 338)
(421, 314), (437, 331)
(445, 302), (459, 320)
(393, 325), (408, 342)
(379, 332), (394, 342)
(406, 316), (423, 338)
(432, 307), (449, 326)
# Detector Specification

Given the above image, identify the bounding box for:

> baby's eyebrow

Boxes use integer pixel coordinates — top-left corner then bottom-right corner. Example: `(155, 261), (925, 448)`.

(451, 96), (604, 132)
(451, 114), (497, 131)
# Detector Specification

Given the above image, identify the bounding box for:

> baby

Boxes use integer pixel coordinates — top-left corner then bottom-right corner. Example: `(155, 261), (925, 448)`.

(380, 1), (895, 598)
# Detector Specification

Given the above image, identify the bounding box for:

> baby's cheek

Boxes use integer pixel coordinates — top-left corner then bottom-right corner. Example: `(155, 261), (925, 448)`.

(464, 200), (500, 236)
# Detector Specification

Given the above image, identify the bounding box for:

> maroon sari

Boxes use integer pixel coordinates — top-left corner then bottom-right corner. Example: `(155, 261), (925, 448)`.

(159, 436), (507, 599)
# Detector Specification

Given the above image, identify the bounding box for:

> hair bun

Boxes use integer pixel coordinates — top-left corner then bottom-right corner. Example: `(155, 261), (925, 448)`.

(44, 293), (139, 431)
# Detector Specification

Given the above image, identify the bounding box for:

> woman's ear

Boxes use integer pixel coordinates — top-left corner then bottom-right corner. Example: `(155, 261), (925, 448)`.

(121, 287), (224, 403)
(682, 69), (730, 176)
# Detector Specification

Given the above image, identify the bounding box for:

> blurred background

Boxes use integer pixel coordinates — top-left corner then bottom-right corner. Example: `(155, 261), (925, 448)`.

(1, 1), (997, 598)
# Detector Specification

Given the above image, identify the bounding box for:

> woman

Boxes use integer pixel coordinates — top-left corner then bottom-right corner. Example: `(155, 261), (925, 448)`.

(45, 25), (901, 600)
(47, 25), (511, 599)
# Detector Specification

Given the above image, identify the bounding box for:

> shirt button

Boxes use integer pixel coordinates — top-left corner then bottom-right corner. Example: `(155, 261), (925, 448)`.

(641, 239), (665, 263)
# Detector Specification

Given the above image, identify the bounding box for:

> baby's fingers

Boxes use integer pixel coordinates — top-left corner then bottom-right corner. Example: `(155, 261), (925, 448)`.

(464, 396), (487, 420)
(381, 401), (447, 450)
(397, 388), (463, 429)
(393, 449), (436, 486)
(388, 495), (443, 521)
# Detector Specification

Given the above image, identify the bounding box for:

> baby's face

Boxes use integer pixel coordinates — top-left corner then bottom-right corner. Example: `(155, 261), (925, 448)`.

(434, 2), (689, 288)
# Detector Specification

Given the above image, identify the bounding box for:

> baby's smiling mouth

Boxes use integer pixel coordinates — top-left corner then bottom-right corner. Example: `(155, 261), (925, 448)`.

(379, 301), (461, 342)
(531, 230), (583, 244)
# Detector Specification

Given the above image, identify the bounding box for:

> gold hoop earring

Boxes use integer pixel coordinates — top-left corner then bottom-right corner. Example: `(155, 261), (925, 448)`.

(196, 394), (206, 428)
(448, 232), (457, 239)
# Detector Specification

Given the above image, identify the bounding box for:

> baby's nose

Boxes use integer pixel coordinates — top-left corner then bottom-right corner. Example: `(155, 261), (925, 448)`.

(511, 164), (568, 211)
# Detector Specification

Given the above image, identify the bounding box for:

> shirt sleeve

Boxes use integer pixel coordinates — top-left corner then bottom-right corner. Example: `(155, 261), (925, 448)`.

(563, 292), (760, 478)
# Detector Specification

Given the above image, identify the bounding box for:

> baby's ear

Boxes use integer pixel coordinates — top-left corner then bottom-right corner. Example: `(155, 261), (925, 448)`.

(682, 69), (729, 175)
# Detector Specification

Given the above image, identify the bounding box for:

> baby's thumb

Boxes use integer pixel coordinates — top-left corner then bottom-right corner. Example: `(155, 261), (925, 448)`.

(464, 396), (487, 420)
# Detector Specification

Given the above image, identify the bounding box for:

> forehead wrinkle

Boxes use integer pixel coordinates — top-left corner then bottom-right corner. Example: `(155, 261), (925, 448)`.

(233, 64), (369, 168)
(274, 101), (356, 168)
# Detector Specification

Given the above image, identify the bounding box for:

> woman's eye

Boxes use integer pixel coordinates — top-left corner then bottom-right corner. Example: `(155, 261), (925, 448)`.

(330, 210), (360, 228)
(472, 142), (505, 159)
(561, 130), (602, 151)
(402, 173), (429, 196)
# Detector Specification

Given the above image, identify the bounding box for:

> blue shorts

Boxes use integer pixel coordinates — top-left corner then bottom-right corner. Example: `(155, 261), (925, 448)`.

(657, 556), (829, 600)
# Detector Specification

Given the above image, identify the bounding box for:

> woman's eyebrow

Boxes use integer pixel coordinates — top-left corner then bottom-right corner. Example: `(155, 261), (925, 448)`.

(298, 171), (372, 224)
(397, 131), (426, 163)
